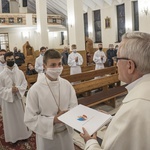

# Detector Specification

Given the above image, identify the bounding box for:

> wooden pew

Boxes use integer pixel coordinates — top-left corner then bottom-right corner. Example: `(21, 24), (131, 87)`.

(73, 74), (127, 108)
(61, 65), (95, 76)
(26, 74), (38, 88)
(63, 66), (116, 83)
(19, 64), (26, 74)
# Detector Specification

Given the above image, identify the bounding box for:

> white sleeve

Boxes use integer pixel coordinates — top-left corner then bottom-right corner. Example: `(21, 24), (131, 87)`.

(85, 139), (102, 150)
(68, 84), (78, 109)
(76, 54), (83, 66)
(16, 71), (27, 98)
(102, 52), (107, 64)
(68, 54), (77, 67)
(0, 76), (14, 103)
(35, 58), (43, 73)
(24, 88), (55, 140)
(93, 52), (106, 64)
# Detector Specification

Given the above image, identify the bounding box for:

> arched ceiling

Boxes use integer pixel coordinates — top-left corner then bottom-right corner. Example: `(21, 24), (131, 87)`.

(27, 0), (123, 18)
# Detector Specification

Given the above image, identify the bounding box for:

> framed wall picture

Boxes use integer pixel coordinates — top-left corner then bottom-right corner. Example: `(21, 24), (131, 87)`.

(17, 17), (23, 23)
(0, 18), (5, 23)
(8, 18), (14, 23)
(105, 17), (111, 29)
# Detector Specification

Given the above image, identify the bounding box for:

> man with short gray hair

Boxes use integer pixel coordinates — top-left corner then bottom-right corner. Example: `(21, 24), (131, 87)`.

(81, 32), (150, 150)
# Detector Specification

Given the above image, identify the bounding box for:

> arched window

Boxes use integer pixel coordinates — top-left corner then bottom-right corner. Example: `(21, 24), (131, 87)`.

(94, 10), (102, 43)
(117, 4), (125, 42)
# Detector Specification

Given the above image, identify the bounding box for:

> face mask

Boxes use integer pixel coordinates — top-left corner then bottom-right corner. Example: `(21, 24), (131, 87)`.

(41, 53), (44, 56)
(7, 61), (15, 67)
(0, 55), (5, 63)
(46, 67), (63, 79)
(72, 49), (77, 53)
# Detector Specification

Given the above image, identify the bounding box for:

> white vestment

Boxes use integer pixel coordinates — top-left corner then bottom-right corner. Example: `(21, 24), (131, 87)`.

(85, 74), (150, 150)
(0, 62), (6, 73)
(93, 50), (106, 70)
(0, 64), (32, 143)
(24, 73), (78, 150)
(68, 52), (83, 75)
(35, 54), (44, 73)
(0, 62), (6, 106)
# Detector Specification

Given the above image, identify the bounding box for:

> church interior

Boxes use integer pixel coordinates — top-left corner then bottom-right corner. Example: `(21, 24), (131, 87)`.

(0, 0), (149, 149)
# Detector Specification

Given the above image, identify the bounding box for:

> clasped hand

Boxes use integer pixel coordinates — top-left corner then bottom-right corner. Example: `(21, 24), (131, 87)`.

(54, 110), (68, 124)
(12, 86), (18, 93)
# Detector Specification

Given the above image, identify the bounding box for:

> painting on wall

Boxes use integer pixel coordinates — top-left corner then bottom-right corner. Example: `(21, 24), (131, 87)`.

(105, 17), (111, 29)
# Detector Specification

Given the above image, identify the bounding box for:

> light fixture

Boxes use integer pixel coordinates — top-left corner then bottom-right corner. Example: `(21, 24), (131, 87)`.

(143, 7), (148, 15)
(140, 0), (150, 16)
(22, 31), (29, 38)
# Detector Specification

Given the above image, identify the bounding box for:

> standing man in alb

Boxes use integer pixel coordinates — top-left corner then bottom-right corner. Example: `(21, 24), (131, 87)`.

(68, 44), (83, 75)
(24, 49), (78, 150)
(0, 52), (32, 143)
(93, 44), (106, 70)
(35, 46), (46, 73)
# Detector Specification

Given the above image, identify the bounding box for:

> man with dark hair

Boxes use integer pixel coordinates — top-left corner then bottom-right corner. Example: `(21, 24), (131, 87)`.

(35, 46), (46, 73)
(24, 49), (78, 150)
(0, 49), (6, 73)
(0, 51), (32, 143)
(93, 44), (106, 70)
(13, 47), (25, 66)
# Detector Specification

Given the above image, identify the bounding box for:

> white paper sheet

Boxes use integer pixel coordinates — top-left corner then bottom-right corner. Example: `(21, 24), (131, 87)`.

(58, 104), (112, 135)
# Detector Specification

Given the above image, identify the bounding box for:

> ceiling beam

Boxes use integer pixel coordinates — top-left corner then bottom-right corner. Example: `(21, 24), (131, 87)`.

(91, 0), (104, 8)
(83, 4), (88, 12)
(47, 1), (67, 16)
(83, 0), (96, 10)
(116, 0), (123, 3)
(104, 0), (112, 5)
(51, 0), (67, 11)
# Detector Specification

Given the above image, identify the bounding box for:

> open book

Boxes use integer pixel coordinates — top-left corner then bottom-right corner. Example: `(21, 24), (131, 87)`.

(58, 104), (112, 136)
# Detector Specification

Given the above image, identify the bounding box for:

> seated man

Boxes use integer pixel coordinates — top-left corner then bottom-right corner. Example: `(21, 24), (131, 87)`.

(26, 63), (37, 75)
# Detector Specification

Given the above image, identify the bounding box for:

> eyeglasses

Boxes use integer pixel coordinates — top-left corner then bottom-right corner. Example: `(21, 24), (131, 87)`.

(116, 57), (129, 62)
(116, 57), (136, 68)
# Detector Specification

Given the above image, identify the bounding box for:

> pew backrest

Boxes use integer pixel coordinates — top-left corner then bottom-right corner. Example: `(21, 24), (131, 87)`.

(63, 66), (117, 83)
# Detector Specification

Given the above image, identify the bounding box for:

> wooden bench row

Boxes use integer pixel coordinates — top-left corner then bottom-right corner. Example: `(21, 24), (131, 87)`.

(61, 65), (95, 76)
(25, 66), (116, 88)
(25, 66), (127, 109)
(63, 66), (116, 83)
(73, 74), (127, 108)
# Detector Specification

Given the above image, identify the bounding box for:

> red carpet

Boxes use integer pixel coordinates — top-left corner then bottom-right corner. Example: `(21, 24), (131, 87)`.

(0, 110), (36, 150)
(0, 109), (81, 150)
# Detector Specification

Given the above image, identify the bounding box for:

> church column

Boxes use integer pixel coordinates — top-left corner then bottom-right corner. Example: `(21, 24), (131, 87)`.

(35, 0), (49, 48)
(66, 0), (85, 51)
(18, 0), (27, 13)
(9, 0), (19, 13)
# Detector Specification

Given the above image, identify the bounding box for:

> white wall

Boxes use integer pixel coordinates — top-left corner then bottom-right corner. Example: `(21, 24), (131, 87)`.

(0, 28), (67, 51)
(88, 0), (137, 48)
(1, 0), (150, 51)
(138, 0), (150, 32)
